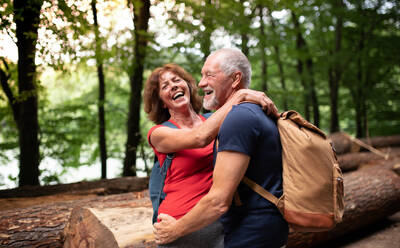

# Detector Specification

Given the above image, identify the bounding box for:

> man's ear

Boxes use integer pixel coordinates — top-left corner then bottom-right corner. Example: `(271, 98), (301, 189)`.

(232, 71), (243, 89)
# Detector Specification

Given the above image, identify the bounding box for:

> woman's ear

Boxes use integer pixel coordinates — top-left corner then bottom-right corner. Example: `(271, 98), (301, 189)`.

(232, 71), (243, 89)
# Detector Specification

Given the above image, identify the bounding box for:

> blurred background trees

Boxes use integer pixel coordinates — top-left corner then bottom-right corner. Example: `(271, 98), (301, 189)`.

(0, 0), (399, 188)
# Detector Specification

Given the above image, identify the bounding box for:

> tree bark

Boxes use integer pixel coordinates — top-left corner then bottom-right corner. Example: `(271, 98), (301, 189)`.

(0, 191), (150, 248)
(330, 132), (400, 155)
(123, 0), (150, 176)
(14, 0), (44, 186)
(91, 0), (108, 179)
(0, 177), (149, 198)
(337, 147), (400, 172)
(287, 167), (400, 247)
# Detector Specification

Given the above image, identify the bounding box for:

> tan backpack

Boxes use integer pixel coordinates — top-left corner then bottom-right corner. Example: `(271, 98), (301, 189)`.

(243, 110), (345, 232)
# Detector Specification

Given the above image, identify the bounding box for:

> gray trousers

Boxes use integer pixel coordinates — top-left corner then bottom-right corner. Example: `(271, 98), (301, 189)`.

(158, 221), (224, 248)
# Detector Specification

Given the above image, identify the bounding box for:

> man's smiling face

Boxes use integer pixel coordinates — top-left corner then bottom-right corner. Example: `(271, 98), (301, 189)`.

(199, 53), (234, 110)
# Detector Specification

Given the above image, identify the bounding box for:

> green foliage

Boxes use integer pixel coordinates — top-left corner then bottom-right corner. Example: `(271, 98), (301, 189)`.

(1, 0), (399, 188)
(0, 106), (18, 164)
(38, 64), (130, 168)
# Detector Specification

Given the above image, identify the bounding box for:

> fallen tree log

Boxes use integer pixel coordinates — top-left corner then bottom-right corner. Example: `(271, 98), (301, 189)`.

(329, 132), (400, 155)
(2, 167), (399, 248)
(0, 176), (149, 198)
(338, 147), (400, 171)
(0, 191), (150, 247)
(287, 167), (400, 248)
(62, 166), (400, 248)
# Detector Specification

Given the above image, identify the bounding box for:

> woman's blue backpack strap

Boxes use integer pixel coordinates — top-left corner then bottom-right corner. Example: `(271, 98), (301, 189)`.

(149, 113), (212, 223)
(202, 112), (212, 119)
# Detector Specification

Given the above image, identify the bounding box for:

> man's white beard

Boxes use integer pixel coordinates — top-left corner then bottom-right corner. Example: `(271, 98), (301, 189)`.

(203, 95), (219, 110)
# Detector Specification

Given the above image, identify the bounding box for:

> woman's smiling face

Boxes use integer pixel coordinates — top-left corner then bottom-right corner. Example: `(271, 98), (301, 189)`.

(158, 70), (191, 111)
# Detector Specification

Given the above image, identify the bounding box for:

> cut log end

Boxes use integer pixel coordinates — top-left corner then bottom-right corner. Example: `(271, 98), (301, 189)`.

(64, 207), (119, 248)
(63, 206), (154, 248)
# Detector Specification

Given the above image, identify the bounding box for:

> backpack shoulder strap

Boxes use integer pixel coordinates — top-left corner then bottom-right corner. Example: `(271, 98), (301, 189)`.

(161, 120), (178, 129)
(242, 176), (279, 206)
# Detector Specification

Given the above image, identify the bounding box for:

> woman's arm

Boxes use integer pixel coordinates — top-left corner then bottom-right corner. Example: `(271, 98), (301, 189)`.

(149, 89), (276, 153)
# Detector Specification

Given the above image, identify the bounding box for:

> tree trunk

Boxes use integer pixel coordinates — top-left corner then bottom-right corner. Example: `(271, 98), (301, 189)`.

(329, 132), (400, 155)
(266, 7), (288, 110)
(14, 0), (44, 186)
(296, 51), (311, 121)
(306, 58), (320, 127)
(337, 147), (400, 172)
(0, 191), (150, 248)
(328, 67), (340, 133)
(258, 5), (268, 93)
(239, 0), (251, 57)
(123, 0), (150, 177)
(0, 59), (20, 123)
(355, 28), (366, 138)
(328, 0), (344, 134)
(291, 11), (319, 126)
(91, 0), (108, 179)
(287, 167), (400, 248)
(0, 176), (149, 198)
(200, 0), (213, 61)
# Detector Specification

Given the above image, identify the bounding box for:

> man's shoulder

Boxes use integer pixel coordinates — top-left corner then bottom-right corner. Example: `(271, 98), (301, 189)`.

(221, 103), (259, 126)
(228, 102), (272, 123)
(236, 102), (263, 111)
(229, 102), (262, 117)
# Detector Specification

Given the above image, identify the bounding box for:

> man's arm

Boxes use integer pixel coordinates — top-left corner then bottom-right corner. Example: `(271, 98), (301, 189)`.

(153, 150), (250, 244)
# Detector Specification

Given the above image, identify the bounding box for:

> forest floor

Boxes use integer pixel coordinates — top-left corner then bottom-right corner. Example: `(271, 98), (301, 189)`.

(0, 192), (399, 248)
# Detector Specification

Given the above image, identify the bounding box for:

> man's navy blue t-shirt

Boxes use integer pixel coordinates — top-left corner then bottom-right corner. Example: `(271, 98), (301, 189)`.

(215, 103), (289, 248)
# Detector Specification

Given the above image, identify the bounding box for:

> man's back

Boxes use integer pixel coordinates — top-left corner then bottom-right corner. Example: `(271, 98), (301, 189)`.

(216, 102), (289, 248)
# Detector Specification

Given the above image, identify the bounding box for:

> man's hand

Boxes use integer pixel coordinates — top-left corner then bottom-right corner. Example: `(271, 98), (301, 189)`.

(235, 89), (280, 118)
(153, 213), (179, 244)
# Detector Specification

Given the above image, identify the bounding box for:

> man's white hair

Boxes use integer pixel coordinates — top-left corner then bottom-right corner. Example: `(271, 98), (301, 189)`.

(208, 48), (252, 88)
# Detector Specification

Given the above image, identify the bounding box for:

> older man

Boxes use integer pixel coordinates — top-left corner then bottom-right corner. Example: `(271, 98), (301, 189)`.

(154, 48), (288, 248)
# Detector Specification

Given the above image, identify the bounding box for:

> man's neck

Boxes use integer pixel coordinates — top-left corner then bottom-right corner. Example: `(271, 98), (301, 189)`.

(216, 88), (243, 110)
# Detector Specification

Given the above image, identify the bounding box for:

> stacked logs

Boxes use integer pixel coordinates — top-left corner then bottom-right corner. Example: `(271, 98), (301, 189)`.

(0, 133), (399, 247)
(331, 132), (400, 172)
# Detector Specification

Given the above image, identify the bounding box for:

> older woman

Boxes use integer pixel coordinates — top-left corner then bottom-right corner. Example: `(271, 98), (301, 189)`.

(143, 63), (275, 247)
